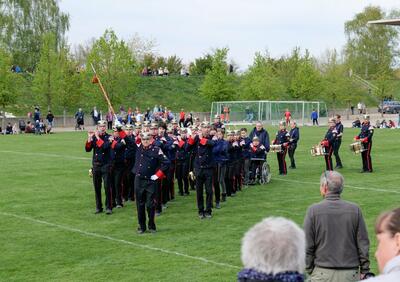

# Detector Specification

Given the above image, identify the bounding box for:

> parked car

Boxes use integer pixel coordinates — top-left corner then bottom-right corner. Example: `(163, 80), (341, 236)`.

(378, 101), (400, 114)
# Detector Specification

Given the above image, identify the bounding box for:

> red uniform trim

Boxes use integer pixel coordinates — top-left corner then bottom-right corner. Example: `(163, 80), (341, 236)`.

(119, 130), (126, 139)
(178, 140), (185, 148)
(111, 140), (117, 149)
(200, 138), (208, 145)
(96, 139), (104, 148)
(188, 136), (195, 145)
(85, 141), (92, 150)
(135, 137), (141, 144)
(155, 170), (165, 179)
(355, 136), (360, 140)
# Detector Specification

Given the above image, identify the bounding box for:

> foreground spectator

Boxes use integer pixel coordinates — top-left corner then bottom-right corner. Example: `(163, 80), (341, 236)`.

(5, 122), (13, 134)
(304, 171), (370, 281)
(365, 208), (400, 281)
(238, 217), (305, 282)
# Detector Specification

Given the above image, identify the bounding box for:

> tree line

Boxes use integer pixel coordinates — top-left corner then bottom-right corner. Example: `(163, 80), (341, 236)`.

(0, 2), (399, 116)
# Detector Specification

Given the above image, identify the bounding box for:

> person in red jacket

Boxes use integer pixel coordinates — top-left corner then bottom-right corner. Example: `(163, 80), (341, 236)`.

(179, 109), (185, 127)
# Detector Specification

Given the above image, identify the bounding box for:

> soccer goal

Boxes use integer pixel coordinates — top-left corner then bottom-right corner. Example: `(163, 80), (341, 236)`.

(210, 100), (328, 126)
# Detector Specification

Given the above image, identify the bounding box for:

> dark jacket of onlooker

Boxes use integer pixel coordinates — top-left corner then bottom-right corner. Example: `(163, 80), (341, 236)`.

(249, 128), (270, 152)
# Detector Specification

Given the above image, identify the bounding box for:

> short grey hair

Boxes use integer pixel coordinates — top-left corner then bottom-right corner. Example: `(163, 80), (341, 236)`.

(320, 171), (344, 194)
(241, 217), (305, 275)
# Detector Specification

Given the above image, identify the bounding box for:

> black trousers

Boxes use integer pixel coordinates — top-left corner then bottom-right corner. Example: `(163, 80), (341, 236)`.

(135, 176), (157, 231)
(92, 164), (112, 210)
(312, 119), (318, 125)
(175, 160), (189, 194)
(324, 146), (333, 171)
(195, 168), (213, 214)
(124, 159), (135, 201)
(111, 164), (124, 206)
(226, 164), (236, 196)
(361, 142), (373, 172)
(333, 139), (342, 167)
(212, 167), (220, 203)
(288, 144), (297, 168)
(277, 147), (288, 174)
(234, 162), (242, 191)
(250, 160), (263, 181)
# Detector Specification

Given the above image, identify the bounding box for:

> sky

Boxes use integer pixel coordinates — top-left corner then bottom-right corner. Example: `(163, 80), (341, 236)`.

(59, 0), (400, 70)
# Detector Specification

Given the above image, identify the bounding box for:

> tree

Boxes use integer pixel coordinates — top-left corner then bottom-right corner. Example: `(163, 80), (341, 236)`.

(32, 32), (62, 110)
(0, 0), (69, 71)
(189, 53), (213, 75)
(166, 55), (183, 74)
(85, 29), (137, 110)
(200, 48), (236, 101)
(290, 54), (322, 100)
(344, 6), (400, 78)
(240, 52), (285, 100)
(373, 66), (396, 117)
(0, 47), (21, 129)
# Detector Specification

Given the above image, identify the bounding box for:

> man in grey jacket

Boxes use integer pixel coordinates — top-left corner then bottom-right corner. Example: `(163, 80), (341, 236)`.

(303, 171), (370, 281)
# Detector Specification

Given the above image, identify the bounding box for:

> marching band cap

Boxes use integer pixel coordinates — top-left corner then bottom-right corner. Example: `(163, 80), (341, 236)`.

(226, 130), (234, 135)
(143, 120), (150, 127)
(125, 124), (133, 130)
(134, 122), (142, 129)
(150, 122), (158, 129)
(140, 132), (151, 140)
(180, 128), (187, 134)
(171, 119), (178, 124)
(97, 120), (106, 126)
(364, 115), (370, 120)
(166, 127), (173, 133)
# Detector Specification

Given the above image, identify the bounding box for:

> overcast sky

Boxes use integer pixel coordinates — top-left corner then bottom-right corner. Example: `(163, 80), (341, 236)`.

(59, 0), (399, 70)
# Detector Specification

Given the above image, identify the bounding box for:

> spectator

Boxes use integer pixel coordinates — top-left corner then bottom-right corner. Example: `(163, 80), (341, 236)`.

(249, 121), (270, 152)
(351, 105), (355, 115)
(91, 106), (100, 125)
(34, 120), (41, 135)
(388, 120), (395, 128)
(303, 171), (370, 281)
(223, 105), (230, 123)
(158, 67), (164, 76)
(33, 106), (40, 122)
(245, 106), (254, 123)
(179, 109), (185, 127)
(18, 120), (26, 132)
(25, 121), (34, 133)
(163, 67), (169, 76)
(284, 108), (291, 125)
(358, 102), (363, 114)
(311, 109), (318, 126)
(5, 122), (13, 134)
(353, 118), (361, 128)
(75, 108), (85, 130)
(144, 107), (151, 121)
(376, 120), (381, 129)
(364, 208), (400, 281)
(106, 110), (113, 130)
(184, 113), (193, 127)
(238, 217), (305, 282)
(46, 110), (54, 127)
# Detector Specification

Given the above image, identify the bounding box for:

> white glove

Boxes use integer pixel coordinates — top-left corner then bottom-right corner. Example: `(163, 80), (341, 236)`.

(150, 175), (159, 181)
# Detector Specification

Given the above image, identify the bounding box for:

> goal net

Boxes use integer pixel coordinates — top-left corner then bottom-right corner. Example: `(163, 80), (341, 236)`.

(210, 100), (328, 125)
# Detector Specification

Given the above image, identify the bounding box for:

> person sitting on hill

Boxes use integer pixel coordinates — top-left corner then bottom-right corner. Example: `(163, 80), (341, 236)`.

(25, 121), (34, 133)
(388, 120), (395, 128)
(352, 118), (361, 128)
(5, 122), (13, 134)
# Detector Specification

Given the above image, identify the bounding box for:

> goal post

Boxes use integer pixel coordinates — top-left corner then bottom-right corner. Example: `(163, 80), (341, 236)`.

(210, 100), (328, 126)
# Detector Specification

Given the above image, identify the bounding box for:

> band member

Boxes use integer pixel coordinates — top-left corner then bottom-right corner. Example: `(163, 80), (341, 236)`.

(288, 121), (299, 169)
(165, 127), (177, 201)
(123, 124), (136, 202)
(110, 125), (127, 208)
(85, 120), (113, 214)
(188, 122), (216, 219)
(133, 132), (170, 234)
(175, 129), (190, 196)
(240, 128), (251, 185)
(226, 130), (239, 196)
(354, 115), (373, 173)
(212, 129), (228, 206)
(321, 118), (337, 171)
(273, 121), (290, 175)
(233, 130), (243, 191)
(334, 114), (343, 169)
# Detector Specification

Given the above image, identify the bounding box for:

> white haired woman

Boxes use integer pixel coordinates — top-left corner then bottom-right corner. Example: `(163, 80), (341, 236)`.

(365, 207), (400, 281)
(238, 217), (305, 282)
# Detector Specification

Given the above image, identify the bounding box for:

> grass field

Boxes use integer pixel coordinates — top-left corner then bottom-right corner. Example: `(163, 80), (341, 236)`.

(1, 126), (399, 282)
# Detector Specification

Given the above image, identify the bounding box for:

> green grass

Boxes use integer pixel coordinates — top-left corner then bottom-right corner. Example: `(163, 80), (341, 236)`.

(0, 127), (399, 281)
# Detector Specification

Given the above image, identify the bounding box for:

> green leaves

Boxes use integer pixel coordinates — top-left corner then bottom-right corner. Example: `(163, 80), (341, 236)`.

(199, 48), (236, 101)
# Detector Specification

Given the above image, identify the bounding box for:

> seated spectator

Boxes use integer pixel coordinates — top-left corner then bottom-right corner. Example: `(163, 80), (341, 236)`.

(238, 217), (305, 281)
(158, 67), (164, 76)
(19, 120), (26, 132)
(376, 120), (381, 129)
(12, 123), (19, 134)
(381, 120), (388, 128)
(39, 119), (46, 134)
(5, 123), (13, 134)
(388, 120), (395, 128)
(365, 208), (400, 281)
(25, 121), (34, 133)
(163, 67), (169, 76)
(34, 120), (41, 135)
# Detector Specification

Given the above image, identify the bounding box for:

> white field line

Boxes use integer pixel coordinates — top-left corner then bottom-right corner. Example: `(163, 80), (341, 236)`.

(0, 211), (241, 270)
(273, 178), (400, 194)
(0, 150), (91, 161)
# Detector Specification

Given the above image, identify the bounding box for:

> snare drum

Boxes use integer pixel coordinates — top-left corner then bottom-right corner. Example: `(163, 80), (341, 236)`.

(349, 141), (366, 154)
(270, 144), (282, 153)
(311, 144), (327, 156)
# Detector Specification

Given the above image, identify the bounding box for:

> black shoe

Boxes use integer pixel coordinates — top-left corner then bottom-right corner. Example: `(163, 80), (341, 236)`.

(221, 194), (226, 202)
(155, 211), (161, 216)
(335, 165), (343, 169)
(148, 228), (157, 234)
(116, 204), (123, 208)
(137, 227), (146, 234)
(215, 202), (221, 209)
(105, 209), (112, 215)
(205, 213), (212, 219)
(198, 212), (205, 219)
(289, 166), (296, 169)
(231, 192), (236, 197)
(94, 209), (103, 214)
(184, 192), (190, 196)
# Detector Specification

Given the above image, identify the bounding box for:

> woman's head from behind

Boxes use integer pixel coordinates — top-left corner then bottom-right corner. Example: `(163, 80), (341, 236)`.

(375, 208), (400, 272)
